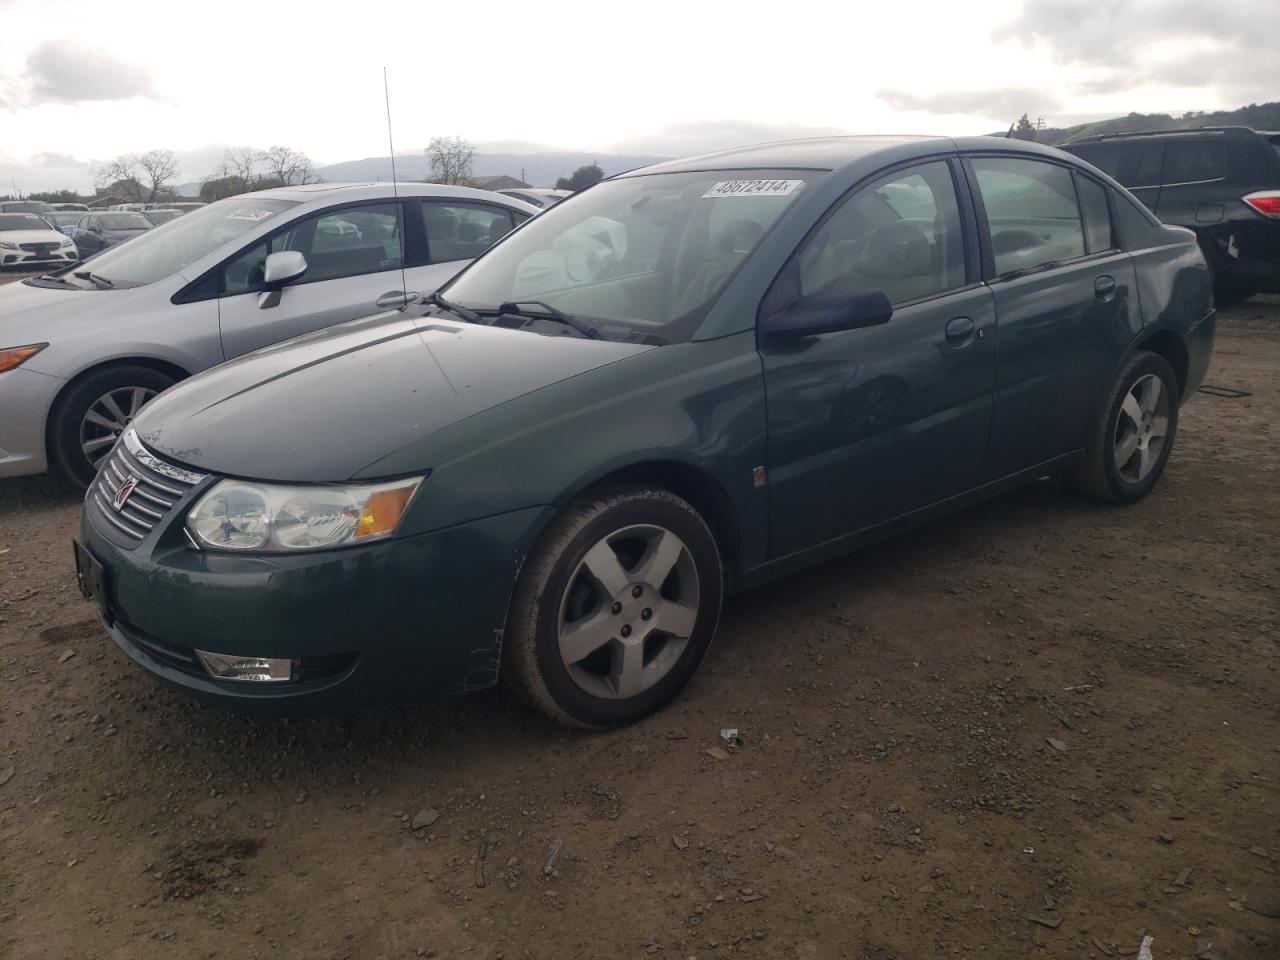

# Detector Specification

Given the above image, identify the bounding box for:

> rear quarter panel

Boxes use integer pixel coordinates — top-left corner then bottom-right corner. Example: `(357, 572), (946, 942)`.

(1128, 227), (1214, 394)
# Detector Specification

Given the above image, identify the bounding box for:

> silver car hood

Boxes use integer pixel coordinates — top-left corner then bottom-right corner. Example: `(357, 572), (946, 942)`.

(0, 280), (150, 350)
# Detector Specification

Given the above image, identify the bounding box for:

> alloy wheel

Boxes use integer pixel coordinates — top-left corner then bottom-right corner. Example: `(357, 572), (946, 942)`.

(80, 386), (156, 467)
(557, 523), (700, 700)
(1113, 373), (1170, 483)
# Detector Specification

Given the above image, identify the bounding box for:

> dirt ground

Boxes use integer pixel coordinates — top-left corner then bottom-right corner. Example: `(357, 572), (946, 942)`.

(1, 272), (1276, 960)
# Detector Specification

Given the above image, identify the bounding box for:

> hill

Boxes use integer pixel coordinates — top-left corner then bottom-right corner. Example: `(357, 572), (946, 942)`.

(313, 151), (669, 188)
(992, 102), (1280, 145)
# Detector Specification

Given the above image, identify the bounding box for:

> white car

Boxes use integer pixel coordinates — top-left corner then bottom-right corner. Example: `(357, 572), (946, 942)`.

(0, 213), (79, 269)
(0, 182), (537, 485)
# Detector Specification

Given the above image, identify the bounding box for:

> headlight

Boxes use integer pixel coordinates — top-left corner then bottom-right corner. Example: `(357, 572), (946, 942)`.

(186, 477), (423, 552)
(0, 241), (17, 250)
(59, 237), (74, 247)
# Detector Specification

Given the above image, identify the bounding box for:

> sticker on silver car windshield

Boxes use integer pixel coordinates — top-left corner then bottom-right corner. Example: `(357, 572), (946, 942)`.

(226, 208), (276, 222)
(703, 179), (805, 199)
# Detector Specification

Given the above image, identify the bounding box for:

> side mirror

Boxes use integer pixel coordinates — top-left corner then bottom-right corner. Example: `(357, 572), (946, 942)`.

(763, 289), (893, 339)
(258, 251), (308, 309)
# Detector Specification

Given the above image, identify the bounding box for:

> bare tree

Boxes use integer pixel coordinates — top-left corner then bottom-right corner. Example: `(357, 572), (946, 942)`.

(218, 146), (262, 182)
(261, 145), (317, 186)
(426, 136), (474, 185)
(95, 149), (179, 202)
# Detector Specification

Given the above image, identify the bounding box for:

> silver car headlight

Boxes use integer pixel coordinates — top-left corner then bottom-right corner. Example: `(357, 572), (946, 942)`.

(186, 477), (423, 552)
(59, 236), (74, 247)
(0, 240), (17, 250)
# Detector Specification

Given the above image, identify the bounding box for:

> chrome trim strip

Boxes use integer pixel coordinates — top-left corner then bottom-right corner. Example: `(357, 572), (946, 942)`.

(123, 430), (205, 486)
(124, 499), (163, 521)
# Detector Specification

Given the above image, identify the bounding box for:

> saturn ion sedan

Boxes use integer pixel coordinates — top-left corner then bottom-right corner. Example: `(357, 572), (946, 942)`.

(74, 135), (1215, 728)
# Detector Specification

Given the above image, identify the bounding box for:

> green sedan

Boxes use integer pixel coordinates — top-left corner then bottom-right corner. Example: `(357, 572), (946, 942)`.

(75, 135), (1215, 727)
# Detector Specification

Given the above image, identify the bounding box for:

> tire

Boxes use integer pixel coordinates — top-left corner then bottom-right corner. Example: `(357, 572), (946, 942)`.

(504, 485), (724, 729)
(50, 365), (175, 488)
(1069, 351), (1180, 504)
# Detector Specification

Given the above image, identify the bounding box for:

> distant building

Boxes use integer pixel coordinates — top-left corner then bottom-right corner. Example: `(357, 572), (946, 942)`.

(468, 175), (530, 191)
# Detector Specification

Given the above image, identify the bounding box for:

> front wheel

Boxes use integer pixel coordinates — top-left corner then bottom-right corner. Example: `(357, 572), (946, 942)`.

(504, 485), (724, 728)
(50, 365), (175, 488)
(1069, 351), (1179, 504)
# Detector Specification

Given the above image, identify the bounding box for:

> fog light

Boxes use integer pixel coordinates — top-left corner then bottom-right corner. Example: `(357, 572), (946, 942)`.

(195, 650), (293, 683)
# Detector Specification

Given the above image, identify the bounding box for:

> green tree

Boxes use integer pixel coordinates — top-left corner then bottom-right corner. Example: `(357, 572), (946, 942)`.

(1012, 114), (1038, 141)
(555, 163), (604, 192)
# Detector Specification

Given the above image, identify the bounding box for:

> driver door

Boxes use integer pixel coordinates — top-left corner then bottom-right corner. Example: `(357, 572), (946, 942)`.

(759, 160), (997, 557)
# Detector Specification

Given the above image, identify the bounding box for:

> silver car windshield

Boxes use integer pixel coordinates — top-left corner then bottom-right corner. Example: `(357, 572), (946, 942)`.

(443, 169), (819, 342)
(76, 197), (298, 286)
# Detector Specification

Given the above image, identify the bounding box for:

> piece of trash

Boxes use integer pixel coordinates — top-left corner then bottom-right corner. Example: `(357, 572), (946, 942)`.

(672, 835), (689, 851)
(1091, 937), (1114, 956)
(474, 840), (488, 889)
(1046, 737), (1068, 753)
(1186, 925), (1200, 936)
(1043, 893), (1056, 911)
(704, 747), (730, 761)
(1227, 900), (1244, 912)
(1136, 935), (1154, 960)
(58, 649), (76, 664)
(1026, 915), (1061, 929)
(738, 893), (763, 903)
(1023, 847), (1035, 854)
(1174, 867), (1193, 887)
(543, 838), (563, 877)
(719, 727), (744, 748)
(1158, 833), (1175, 844)
(1063, 683), (1094, 693)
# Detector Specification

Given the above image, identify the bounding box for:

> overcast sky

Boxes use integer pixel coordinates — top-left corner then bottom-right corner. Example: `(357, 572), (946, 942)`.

(1, 0), (1276, 193)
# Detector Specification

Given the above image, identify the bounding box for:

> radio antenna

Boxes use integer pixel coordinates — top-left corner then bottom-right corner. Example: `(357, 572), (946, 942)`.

(383, 67), (412, 308)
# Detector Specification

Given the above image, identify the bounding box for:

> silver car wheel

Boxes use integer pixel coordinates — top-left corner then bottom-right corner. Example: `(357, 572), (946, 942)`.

(1113, 373), (1170, 483)
(557, 523), (701, 700)
(80, 386), (156, 466)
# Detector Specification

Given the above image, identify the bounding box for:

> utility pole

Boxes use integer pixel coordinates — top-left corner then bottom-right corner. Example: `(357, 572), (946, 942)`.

(1035, 116), (1046, 132)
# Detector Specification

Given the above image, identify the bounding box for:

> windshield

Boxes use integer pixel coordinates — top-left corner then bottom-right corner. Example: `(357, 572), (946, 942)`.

(443, 169), (818, 342)
(100, 213), (153, 230)
(0, 213), (53, 232)
(75, 196), (297, 286)
(49, 213), (81, 227)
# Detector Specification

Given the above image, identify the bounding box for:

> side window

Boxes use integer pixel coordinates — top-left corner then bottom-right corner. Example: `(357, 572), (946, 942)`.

(220, 203), (404, 295)
(791, 161), (966, 306)
(1117, 143), (1163, 189)
(971, 157), (1085, 276)
(1068, 143), (1121, 180)
(1075, 175), (1115, 253)
(421, 202), (515, 263)
(1163, 140), (1225, 184)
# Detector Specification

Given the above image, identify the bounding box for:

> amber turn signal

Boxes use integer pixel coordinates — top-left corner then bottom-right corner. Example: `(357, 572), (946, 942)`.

(0, 343), (47, 374)
(354, 485), (416, 538)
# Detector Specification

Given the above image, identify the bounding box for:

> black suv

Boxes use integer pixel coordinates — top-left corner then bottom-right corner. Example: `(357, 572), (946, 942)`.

(1063, 127), (1280, 302)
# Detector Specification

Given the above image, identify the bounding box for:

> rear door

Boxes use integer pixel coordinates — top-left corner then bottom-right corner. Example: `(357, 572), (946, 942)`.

(967, 155), (1142, 479)
(216, 201), (408, 358)
(1154, 135), (1230, 229)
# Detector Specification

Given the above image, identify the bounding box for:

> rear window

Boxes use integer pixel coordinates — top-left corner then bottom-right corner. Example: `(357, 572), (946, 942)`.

(1163, 140), (1225, 184)
(1065, 142), (1163, 189)
(0, 214), (50, 231)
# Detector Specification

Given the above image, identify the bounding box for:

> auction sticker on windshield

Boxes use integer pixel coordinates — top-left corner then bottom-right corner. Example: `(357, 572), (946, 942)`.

(702, 179), (805, 199)
(226, 208), (277, 222)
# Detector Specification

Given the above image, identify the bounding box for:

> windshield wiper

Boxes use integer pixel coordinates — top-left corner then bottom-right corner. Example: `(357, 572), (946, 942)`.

(423, 291), (481, 323)
(496, 300), (602, 340)
(73, 270), (113, 289)
(36, 273), (74, 285)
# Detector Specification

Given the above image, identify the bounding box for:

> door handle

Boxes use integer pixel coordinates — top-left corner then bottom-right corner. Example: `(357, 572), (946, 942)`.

(375, 290), (419, 309)
(1094, 276), (1117, 302)
(944, 316), (976, 346)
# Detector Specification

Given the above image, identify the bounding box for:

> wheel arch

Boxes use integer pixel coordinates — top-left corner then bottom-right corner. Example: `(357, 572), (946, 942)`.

(550, 458), (743, 583)
(44, 356), (191, 460)
(1131, 327), (1189, 399)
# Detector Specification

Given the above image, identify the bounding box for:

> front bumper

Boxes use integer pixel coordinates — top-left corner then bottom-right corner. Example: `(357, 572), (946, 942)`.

(1, 248), (77, 268)
(0, 366), (62, 478)
(79, 500), (554, 714)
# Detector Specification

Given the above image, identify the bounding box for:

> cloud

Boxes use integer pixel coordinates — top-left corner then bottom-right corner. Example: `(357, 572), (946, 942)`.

(993, 0), (1279, 97)
(23, 40), (156, 104)
(878, 87), (1062, 121)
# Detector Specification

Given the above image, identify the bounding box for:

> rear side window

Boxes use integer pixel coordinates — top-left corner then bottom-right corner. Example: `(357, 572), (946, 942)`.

(1163, 140), (1225, 184)
(1075, 175), (1114, 253)
(421, 201), (516, 264)
(971, 157), (1085, 276)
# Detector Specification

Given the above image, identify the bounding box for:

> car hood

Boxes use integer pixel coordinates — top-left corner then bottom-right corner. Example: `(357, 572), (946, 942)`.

(1, 229), (68, 245)
(0, 276), (111, 338)
(134, 311), (655, 482)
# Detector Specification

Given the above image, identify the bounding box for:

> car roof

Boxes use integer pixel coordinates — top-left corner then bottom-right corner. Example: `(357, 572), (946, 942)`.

(249, 181), (538, 210)
(1066, 125), (1269, 144)
(620, 134), (1085, 177)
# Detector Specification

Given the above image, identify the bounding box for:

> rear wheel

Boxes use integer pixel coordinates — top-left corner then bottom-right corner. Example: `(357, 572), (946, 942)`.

(504, 485), (723, 728)
(1069, 351), (1179, 504)
(50, 366), (175, 488)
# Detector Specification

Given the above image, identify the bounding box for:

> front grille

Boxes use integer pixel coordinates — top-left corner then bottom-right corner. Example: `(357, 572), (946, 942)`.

(90, 430), (206, 547)
(19, 242), (57, 255)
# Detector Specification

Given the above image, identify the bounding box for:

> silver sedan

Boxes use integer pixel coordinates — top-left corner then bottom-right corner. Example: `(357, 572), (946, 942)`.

(0, 182), (537, 485)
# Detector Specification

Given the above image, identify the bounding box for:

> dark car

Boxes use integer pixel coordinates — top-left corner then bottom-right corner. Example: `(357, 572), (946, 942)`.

(1062, 126), (1280, 302)
(75, 135), (1214, 728)
(71, 211), (154, 257)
